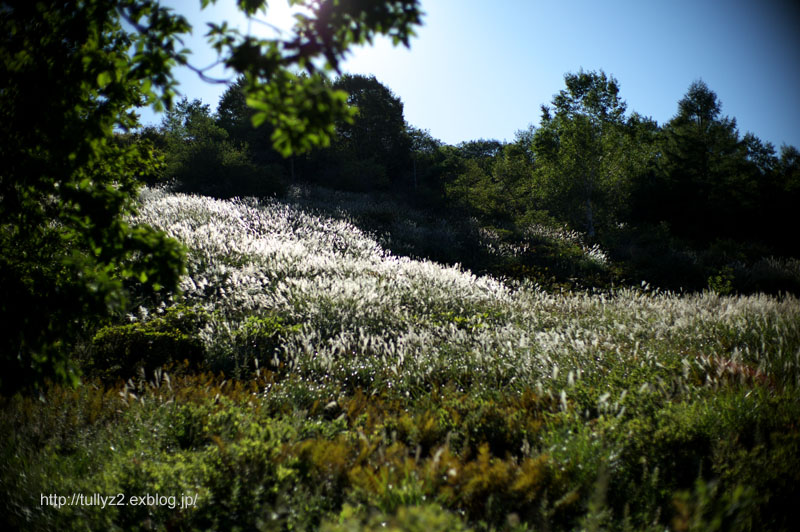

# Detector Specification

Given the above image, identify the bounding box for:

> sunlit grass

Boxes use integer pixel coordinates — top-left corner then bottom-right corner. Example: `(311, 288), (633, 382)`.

(132, 187), (800, 398)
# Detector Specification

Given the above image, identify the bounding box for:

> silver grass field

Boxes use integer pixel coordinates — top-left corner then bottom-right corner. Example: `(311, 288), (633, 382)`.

(134, 187), (800, 401)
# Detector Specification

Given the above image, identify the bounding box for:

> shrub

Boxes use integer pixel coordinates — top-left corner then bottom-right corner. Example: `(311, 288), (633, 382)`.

(226, 312), (302, 378)
(321, 503), (473, 532)
(707, 265), (735, 295)
(89, 304), (208, 379)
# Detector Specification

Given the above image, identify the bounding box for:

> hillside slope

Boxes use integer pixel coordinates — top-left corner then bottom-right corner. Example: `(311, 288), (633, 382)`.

(134, 188), (800, 397)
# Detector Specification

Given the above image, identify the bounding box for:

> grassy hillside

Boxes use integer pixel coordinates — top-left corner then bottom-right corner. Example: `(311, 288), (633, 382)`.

(3, 188), (800, 531)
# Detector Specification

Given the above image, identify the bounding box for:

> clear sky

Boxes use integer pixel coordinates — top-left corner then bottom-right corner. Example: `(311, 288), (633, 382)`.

(139, 0), (800, 150)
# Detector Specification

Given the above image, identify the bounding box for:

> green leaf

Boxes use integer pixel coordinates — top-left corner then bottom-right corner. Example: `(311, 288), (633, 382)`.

(251, 111), (268, 127)
(97, 71), (112, 88)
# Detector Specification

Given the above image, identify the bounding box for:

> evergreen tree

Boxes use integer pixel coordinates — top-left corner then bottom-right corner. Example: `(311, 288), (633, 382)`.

(653, 81), (759, 241)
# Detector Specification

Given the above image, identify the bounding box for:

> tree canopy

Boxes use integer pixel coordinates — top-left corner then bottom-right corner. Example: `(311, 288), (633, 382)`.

(330, 74), (411, 189)
(531, 70), (649, 237)
(638, 80), (780, 243)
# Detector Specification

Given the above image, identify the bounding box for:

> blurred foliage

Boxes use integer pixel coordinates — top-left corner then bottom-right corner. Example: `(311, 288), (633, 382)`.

(0, 1), (187, 394)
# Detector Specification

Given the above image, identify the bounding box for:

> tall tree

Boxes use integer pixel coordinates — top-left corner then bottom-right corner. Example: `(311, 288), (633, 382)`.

(216, 77), (251, 139)
(457, 139), (504, 166)
(748, 142), (800, 253)
(652, 81), (756, 241)
(161, 97), (285, 197)
(531, 70), (648, 237)
(775, 145), (800, 252)
(330, 74), (411, 189)
(216, 76), (285, 168)
(407, 126), (443, 192)
(230, 2), (422, 156)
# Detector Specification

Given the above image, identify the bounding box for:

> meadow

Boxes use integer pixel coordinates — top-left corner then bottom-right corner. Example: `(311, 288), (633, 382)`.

(3, 187), (799, 531)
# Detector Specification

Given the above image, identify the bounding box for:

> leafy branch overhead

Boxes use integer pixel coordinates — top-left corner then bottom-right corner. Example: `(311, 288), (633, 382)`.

(201, 0), (423, 156)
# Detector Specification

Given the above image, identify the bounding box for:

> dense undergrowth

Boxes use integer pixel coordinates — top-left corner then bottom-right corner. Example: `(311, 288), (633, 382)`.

(3, 188), (800, 531)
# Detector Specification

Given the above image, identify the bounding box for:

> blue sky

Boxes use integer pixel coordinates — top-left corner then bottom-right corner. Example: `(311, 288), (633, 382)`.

(140, 0), (800, 150)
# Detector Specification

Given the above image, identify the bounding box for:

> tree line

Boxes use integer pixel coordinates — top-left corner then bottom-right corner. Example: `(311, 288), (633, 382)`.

(136, 70), (800, 266)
